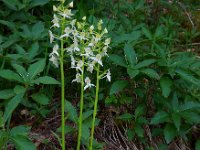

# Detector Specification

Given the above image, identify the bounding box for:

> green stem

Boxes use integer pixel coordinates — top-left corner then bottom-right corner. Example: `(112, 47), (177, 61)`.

(77, 56), (85, 150)
(60, 22), (65, 150)
(89, 64), (100, 150)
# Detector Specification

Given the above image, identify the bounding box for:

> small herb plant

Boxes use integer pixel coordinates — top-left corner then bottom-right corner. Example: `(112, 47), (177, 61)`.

(49, 0), (111, 149)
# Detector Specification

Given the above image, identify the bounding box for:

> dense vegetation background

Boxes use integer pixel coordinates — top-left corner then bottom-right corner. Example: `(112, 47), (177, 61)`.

(0, 0), (200, 149)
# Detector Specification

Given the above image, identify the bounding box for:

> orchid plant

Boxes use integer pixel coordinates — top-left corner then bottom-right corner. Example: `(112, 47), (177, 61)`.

(49, 1), (111, 149)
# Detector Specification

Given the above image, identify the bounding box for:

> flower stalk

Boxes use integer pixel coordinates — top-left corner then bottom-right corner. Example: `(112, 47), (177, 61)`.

(89, 64), (100, 150)
(77, 56), (85, 150)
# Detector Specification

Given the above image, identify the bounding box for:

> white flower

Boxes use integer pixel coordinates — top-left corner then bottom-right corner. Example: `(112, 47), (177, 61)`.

(72, 73), (81, 83)
(104, 38), (111, 47)
(106, 69), (111, 82)
(70, 55), (76, 68)
(89, 25), (94, 32)
(103, 28), (108, 34)
(60, 27), (72, 38)
(59, 9), (73, 18)
(81, 47), (93, 57)
(52, 14), (60, 28)
(94, 34), (101, 42)
(91, 54), (103, 66)
(50, 44), (59, 57)
(69, 1), (73, 8)
(82, 16), (86, 20)
(49, 30), (54, 43)
(87, 63), (94, 73)
(72, 60), (84, 73)
(98, 19), (103, 30)
(101, 46), (108, 56)
(53, 5), (58, 11)
(84, 77), (95, 90)
(49, 55), (59, 67)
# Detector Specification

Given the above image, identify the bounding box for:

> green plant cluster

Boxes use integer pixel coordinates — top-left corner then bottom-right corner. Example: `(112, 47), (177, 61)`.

(0, 0), (200, 150)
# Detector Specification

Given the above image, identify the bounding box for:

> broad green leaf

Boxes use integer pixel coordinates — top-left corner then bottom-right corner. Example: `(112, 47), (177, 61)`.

(172, 92), (179, 111)
(3, 94), (24, 122)
(150, 111), (169, 124)
(127, 68), (139, 78)
(109, 54), (127, 67)
(124, 44), (136, 67)
(160, 77), (172, 98)
(0, 131), (9, 148)
(31, 93), (49, 105)
(65, 101), (78, 122)
(32, 76), (60, 85)
(110, 80), (128, 95)
(14, 85), (26, 94)
(134, 124), (144, 137)
(0, 70), (23, 82)
(179, 102), (200, 111)
(82, 110), (93, 121)
(172, 113), (181, 131)
(141, 68), (160, 79)
(12, 135), (36, 150)
(12, 64), (27, 79)
(28, 59), (46, 80)
(135, 59), (156, 69)
(180, 112), (200, 124)
(164, 124), (176, 144)
(30, 0), (49, 8)
(142, 27), (152, 39)
(135, 105), (145, 119)
(176, 69), (200, 86)
(0, 89), (15, 99)
(31, 22), (45, 39)
(10, 126), (30, 137)
(28, 42), (39, 60)
(118, 113), (133, 120)
(81, 124), (90, 140)
(1, 0), (23, 10)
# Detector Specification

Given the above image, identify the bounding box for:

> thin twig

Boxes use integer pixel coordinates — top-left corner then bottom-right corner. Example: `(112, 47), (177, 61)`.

(176, 1), (195, 28)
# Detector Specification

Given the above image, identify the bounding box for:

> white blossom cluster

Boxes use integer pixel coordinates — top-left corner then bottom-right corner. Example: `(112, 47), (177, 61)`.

(49, 1), (111, 90)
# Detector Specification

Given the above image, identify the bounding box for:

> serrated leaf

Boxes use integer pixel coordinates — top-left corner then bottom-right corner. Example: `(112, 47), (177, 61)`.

(28, 59), (46, 80)
(32, 76), (60, 85)
(124, 44), (136, 67)
(164, 124), (176, 144)
(110, 80), (128, 95)
(3, 94), (24, 122)
(160, 77), (172, 98)
(12, 135), (36, 150)
(150, 111), (169, 124)
(0, 70), (23, 82)
(180, 111), (200, 124)
(141, 68), (160, 79)
(135, 59), (156, 69)
(109, 54), (127, 67)
(31, 93), (49, 105)
(65, 101), (78, 122)
(0, 89), (15, 99)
